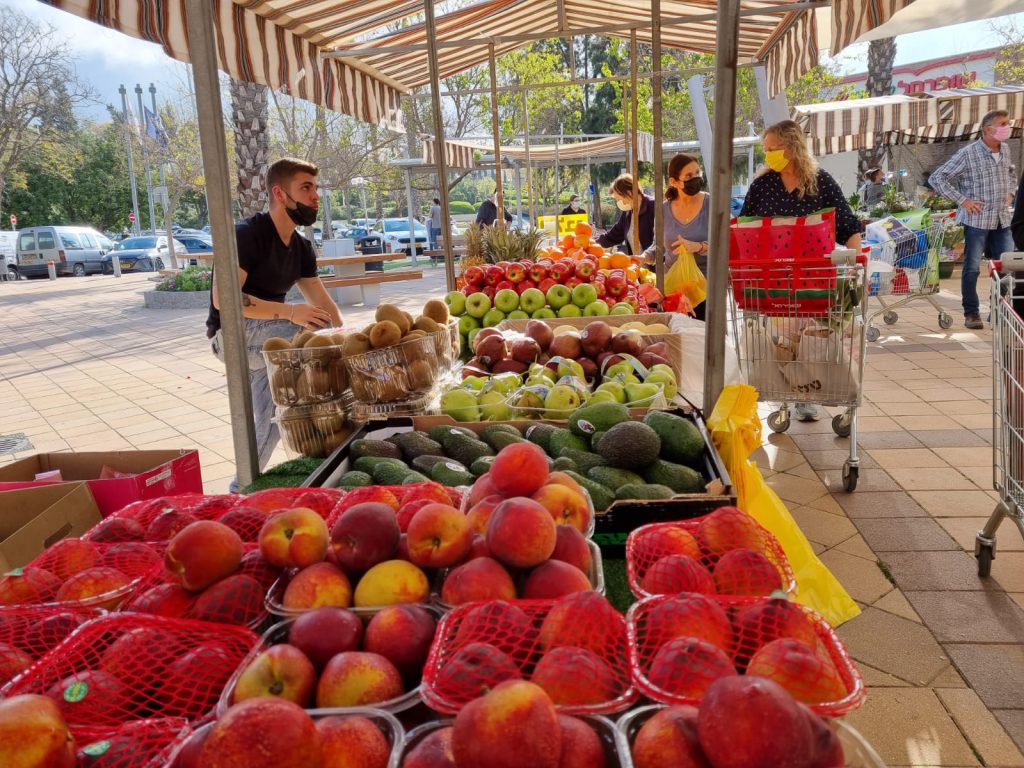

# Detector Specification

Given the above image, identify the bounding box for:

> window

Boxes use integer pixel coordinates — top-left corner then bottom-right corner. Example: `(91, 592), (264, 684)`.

(116, 237), (157, 250)
(37, 232), (56, 250)
(18, 233), (35, 251)
(60, 233), (82, 249)
(79, 233), (97, 249)
(96, 235), (114, 250)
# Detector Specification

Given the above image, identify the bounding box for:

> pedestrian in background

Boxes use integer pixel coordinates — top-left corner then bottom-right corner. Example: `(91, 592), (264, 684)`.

(859, 168), (885, 208)
(429, 198), (442, 249)
(561, 194), (585, 216)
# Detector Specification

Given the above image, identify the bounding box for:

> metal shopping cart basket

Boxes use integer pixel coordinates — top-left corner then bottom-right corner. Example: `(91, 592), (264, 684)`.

(729, 250), (868, 491)
(864, 212), (958, 341)
(975, 254), (1024, 576)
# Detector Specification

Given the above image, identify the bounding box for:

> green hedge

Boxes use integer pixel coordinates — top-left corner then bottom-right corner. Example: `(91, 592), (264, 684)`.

(448, 201), (477, 215)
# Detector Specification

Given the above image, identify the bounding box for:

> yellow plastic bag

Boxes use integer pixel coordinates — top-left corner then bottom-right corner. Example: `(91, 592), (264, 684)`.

(665, 247), (707, 309)
(707, 384), (861, 627)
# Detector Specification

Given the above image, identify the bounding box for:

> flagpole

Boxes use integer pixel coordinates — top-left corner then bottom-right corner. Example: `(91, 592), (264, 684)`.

(136, 84), (159, 236)
(150, 84), (178, 268)
(119, 85), (142, 236)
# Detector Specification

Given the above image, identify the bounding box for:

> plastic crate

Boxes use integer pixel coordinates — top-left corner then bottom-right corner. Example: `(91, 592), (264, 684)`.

(0, 605), (101, 689)
(421, 595), (637, 715)
(4, 613), (258, 735)
(264, 342), (349, 407)
(75, 718), (192, 768)
(626, 594), (865, 717)
(625, 514), (796, 599)
(345, 335), (442, 404)
(345, 389), (442, 423)
(275, 400), (354, 459)
(234, 487), (344, 519)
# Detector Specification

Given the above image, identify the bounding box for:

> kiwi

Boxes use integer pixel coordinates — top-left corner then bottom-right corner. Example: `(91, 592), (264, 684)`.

(343, 332), (372, 358)
(332, 334), (347, 346)
(361, 324), (376, 336)
(407, 359), (434, 391)
(327, 359), (348, 393)
(422, 299), (450, 325)
(402, 310), (415, 329)
(303, 334), (335, 360)
(321, 429), (348, 454)
(376, 305), (411, 335)
(271, 367), (299, 403)
(262, 337), (292, 352)
(312, 411), (345, 435)
(292, 330), (315, 347)
(369, 321), (402, 349)
(413, 316), (442, 334)
(404, 330), (428, 340)
(298, 368), (330, 402)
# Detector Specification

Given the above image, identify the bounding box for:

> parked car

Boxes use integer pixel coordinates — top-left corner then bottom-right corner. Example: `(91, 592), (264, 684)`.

(374, 218), (429, 255)
(16, 226), (115, 278)
(104, 235), (187, 273)
(0, 231), (17, 280)
(176, 234), (213, 254)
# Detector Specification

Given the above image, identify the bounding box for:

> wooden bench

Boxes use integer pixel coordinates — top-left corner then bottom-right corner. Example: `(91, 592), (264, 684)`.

(422, 248), (468, 266)
(320, 269), (424, 307)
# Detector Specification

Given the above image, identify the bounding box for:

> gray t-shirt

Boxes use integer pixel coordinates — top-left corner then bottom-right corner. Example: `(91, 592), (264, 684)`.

(430, 204), (443, 229)
(646, 194), (711, 274)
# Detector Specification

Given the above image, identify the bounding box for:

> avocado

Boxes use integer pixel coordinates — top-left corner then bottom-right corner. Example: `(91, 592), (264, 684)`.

(644, 460), (705, 493)
(549, 428), (590, 456)
(590, 431), (607, 453)
(484, 430), (527, 451)
(353, 456), (408, 474)
(373, 461), (415, 485)
(525, 423), (559, 451)
(569, 402), (632, 437)
(447, 434), (495, 467)
(412, 454), (451, 475)
(644, 411), (705, 465)
(431, 459), (475, 487)
(565, 470), (615, 512)
(350, 438), (402, 461)
(401, 471), (431, 484)
(557, 448), (608, 475)
(338, 471), (373, 488)
(430, 425), (478, 448)
(470, 456), (497, 476)
(483, 424), (523, 439)
(393, 431), (445, 461)
(596, 421), (661, 470)
(615, 483), (675, 500)
(551, 456), (578, 473)
(588, 466), (646, 491)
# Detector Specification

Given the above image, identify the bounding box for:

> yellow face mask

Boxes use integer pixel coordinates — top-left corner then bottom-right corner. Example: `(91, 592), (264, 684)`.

(764, 149), (789, 172)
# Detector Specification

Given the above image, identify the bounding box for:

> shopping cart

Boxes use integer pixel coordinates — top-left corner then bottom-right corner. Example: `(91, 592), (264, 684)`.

(729, 250), (868, 491)
(976, 254), (1024, 577)
(864, 212), (958, 341)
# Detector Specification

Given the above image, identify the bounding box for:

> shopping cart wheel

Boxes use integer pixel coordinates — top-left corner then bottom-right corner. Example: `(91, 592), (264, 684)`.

(866, 325), (881, 342)
(842, 461), (858, 492)
(832, 414), (852, 438)
(883, 311), (898, 325)
(766, 410), (791, 433)
(938, 312), (953, 330)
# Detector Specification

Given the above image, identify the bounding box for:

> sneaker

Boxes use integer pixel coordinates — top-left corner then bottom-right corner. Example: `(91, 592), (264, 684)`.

(965, 313), (984, 330)
(228, 478), (241, 494)
(795, 403), (819, 422)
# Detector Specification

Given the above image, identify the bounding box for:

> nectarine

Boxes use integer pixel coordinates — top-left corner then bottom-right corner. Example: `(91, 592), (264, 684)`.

(165, 521), (244, 592)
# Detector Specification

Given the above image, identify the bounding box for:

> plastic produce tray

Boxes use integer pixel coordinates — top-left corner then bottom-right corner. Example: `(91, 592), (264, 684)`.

(0, 605), (101, 690)
(264, 342), (349, 407)
(345, 335), (442, 404)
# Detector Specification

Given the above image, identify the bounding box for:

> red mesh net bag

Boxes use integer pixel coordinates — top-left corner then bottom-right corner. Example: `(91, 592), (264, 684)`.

(75, 718), (191, 768)
(421, 594), (637, 715)
(626, 507), (796, 599)
(627, 593), (865, 717)
(86, 496), (235, 543)
(236, 488), (344, 518)
(0, 606), (100, 687)
(0, 541), (165, 610)
(5, 614), (258, 733)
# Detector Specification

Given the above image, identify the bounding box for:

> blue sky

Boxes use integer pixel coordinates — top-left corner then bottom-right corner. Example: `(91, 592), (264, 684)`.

(6, 0), (1024, 122)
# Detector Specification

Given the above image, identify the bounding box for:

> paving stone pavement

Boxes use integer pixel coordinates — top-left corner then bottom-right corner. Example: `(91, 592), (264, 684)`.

(1, 269), (1023, 766)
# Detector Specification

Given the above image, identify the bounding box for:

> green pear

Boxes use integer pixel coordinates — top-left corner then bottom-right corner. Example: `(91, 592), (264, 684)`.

(650, 363), (676, 378)
(488, 372), (523, 396)
(588, 389), (618, 404)
(595, 381), (627, 403)
(544, 384), (584, 417)
(461, 376), (488, 391)
(511, 385), (548, 417)
(644, 370), (678, 399)
(440, 388), (481, 421)
(479, 389), (513, 421)
(557, 358), (585, 380)
(529, 363), (557, 384)
(624, 382), (661, 407)
(605, 361), (637, 379)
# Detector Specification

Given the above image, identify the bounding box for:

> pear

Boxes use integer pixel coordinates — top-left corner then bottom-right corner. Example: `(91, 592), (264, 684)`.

(440, 388), (481, 422)
(596, 381), (627, 403)
(624, 382), (662, 407)
(479, 389), (513, 421)
(545, 384), (584, 417)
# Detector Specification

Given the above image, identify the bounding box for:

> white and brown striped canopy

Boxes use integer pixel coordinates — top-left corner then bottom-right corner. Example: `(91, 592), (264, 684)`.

(424, 133), (654, 168)
(794, 86), (1024, 155)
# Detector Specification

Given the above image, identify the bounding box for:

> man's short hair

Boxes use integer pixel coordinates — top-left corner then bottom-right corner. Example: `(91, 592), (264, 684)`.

(266, 158), (318, 193)
(433, 198), (440, 204)
(981, 110), (1009, 129)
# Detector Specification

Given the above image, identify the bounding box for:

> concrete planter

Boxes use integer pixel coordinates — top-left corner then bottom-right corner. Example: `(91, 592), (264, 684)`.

(143, 286), (303, 309)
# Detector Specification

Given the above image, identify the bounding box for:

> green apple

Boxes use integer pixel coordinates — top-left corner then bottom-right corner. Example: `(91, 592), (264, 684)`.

(482, 308), (507, 327)
(459, 314), (481, 336)
(584, 300), (610, 316)
(645, 370), (677, 399)
(440, 388), (481, 421)
(557, 358), (585, 380)
(461, 375), (488, 391)
(520, 288), (547, 315)
(544, 384), (584, 417)
(467, 327), (482, 348)
(532, 307), (557, 319)
(624, 382), (662, 407)
(479, 389), (513, 421)
(558, 304), (582, 318)
(610, 302), (635, 316)
(588, 390), (618, 404)
(494, 288), (520, 314)
(488, 372), (523, 396)
(507, 310), (530, 320)
(465, 292), (491, 319)
(510, 385), (548, 417)
(445, 290), (467, 316)
(571, 282), (598, 308)
(595, 381), (627, 403)
(546, 284), (572, 309)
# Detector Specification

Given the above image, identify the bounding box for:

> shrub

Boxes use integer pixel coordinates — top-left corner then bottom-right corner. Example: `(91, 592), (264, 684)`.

(448, 200), (476, 215)
(156, 266), (213, 292)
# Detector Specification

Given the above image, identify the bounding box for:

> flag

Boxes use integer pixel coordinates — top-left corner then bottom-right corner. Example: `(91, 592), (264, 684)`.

(144, 107), (170, 149)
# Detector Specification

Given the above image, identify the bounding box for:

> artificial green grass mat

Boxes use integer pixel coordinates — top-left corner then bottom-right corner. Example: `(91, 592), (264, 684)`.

(603, 558), (635, 613)
(241, 458), (324, 493)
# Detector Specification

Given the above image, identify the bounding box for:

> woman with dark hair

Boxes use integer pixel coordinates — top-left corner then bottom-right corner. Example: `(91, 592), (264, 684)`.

(859, 168), (885, 207)
(561, 194), (585, 216)
(596, 173), (655, 254)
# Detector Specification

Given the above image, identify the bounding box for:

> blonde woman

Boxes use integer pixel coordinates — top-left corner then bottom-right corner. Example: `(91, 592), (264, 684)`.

(739, 120), (862, 421)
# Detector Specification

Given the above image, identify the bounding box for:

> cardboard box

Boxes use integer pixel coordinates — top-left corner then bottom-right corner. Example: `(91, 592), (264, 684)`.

(0, 483), (103, 571)
(0, 450), (203, 517)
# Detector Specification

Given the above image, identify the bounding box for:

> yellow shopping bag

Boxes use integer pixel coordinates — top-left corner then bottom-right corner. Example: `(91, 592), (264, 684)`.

(665, 247), (707, 309)
(707, 384), (861, 627)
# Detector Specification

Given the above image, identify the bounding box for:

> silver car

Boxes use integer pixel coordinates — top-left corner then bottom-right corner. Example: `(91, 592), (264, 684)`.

(16, 226), (115, 278)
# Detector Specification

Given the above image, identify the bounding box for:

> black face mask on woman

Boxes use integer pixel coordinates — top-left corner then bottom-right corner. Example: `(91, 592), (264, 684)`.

(284, 194), (318, 227)
(682, 177), (704, 197)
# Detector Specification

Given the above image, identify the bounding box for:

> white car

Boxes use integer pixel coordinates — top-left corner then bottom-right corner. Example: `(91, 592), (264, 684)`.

(374, 218), (429, 254)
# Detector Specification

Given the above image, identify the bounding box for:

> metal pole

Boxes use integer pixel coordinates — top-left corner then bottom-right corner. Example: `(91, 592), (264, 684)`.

(322, 187), (334, 240)
(135, 85), (159, 234)
(688, 75), (714, 170)
(523, 89), (535, 225)
(150, 84), (179, 269)
(651, 0), (665, 293)
(704, 0), (741, 411)
(405, 170), (419, 266)
(119, 86), (142, 237)
(554, 125), (561, 236)
(630, 30), (640, 256)
(488, 44), (504, 231)
(423, 0), (455, 290)
(184, 0), (258, 488)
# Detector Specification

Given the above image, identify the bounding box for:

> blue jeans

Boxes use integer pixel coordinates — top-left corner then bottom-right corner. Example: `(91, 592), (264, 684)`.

(962, 225), (1013, 316)
(430, 227), (441, 250)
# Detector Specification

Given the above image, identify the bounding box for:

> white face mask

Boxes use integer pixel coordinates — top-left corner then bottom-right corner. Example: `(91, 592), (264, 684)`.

(570, 202), (579, 210)
(615, 200), (631, 212)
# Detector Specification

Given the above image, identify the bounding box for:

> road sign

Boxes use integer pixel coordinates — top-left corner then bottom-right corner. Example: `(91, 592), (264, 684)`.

(9, 215), (16, 226)
(128, 211), (136, 223)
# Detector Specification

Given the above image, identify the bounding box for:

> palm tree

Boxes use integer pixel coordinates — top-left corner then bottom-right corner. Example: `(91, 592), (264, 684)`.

(858, 38), (896, 179)
(230, 79), (270, 218)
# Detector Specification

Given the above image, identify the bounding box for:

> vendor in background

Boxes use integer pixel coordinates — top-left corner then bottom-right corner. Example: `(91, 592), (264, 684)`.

(859, 168), (885, 208)
(597, 173), (655, 254)
(475, 193), (514, 228)
(643, 153), (711, 320)
(740, 119), (862, 423)
(561, 194), (585, 216)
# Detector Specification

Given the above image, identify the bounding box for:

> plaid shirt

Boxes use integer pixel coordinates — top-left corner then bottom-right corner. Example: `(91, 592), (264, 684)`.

(929, 139), (1016, 230)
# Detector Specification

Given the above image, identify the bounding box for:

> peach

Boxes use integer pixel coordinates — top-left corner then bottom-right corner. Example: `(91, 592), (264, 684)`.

(216, 506), (268, 540)
(398, 499), (435, 532)
(696, 507), (765, 559)
(452, 680), (561, 768)
(175, 727), (210, 768)
(330, 503), (400, 572)
(0, 694), (76, 768)
(45, 670), (132, 726)
(549, 526), (593, 574)
(486, 498), (557, 569)
(522, 560), (592, 600)
(239, 549), (281, 588)
(403, 726), (456, 768)
(647, 638), (736, 699)
(644, 594), (734, 655)
(335, 487), (400, 515)
(159, 643), (236, 718)
(282, 562), (353, 610)
(400, 482), (453, 507)
(734, 598), (818, 666)
(44, 539), (99, 581)
(467, 534), (490, 560)
(465, 495), (502, 535)
(130, 583), (194, 617)
(636, 526), (702, 562)
(0, 567), (62, 605)
(293, 489), (343, 518)
(557, 715), (607, 768)
(640, 555), (715, 595)
(354, 560), (429, 608)
(87, 517), (144, 543)
(144, 508), (198, 541)
(745, 639), (847, 704)
(631, 705), (706, 768)
(99, 627), (167, 687)
(259, 507), (329, 569)
(55, 567), (132, 609)
(531, 646), (618, 706)
(467, 473), (498, 508)
(242, 488), (307, 514)
(165, 521), (244, 592)
(545, 471), (585, 497)
(98, 542), (161, 573)
(490, 442), (549, 497)
(538, 592), (621, 656)
(436, 642), (522, 700)
(21, 612), (88, 658)
(288, 607), (364, 671)
(452, 602), (534, 658)
(316, 651), (404, 708)
(200, 697), (321, 768)
(364, 605), (437, 682)
(531, 484), (592, 533)
(233, 644), (317, 707)
(0, 642), (33, 686)
(712, 548), (782, 596)
(441, 557), (516, 606)
(317, 715), (391, 768)
(804, 703), (845, 767)
(407, 503), (473, 568)
(194, 574), (265, 626)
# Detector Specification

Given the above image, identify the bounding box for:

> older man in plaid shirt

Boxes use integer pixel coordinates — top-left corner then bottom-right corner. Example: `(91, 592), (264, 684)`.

(930, 109), (1017, 329)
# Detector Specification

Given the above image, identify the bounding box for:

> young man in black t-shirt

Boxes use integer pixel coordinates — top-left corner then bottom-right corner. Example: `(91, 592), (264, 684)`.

(207, 158), (343, 490)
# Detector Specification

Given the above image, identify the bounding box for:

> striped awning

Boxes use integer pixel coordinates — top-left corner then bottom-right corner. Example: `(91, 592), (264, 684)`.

(423, 138), (482, 170)
(793, 86), (1024, 155)
(424, 133), (653, 168)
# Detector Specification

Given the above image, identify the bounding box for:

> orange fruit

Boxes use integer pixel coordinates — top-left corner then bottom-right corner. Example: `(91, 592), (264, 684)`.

(575, 236), (591, 249)
(598, 255), (611, 270)
(574, 222), (593, 238)
(585, 244), (605, 258)
(610, 253), (631, 269)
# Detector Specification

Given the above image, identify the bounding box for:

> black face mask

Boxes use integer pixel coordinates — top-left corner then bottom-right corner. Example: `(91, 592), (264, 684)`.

(682, 177), (704, 196)
(284, 194), (318, 227)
